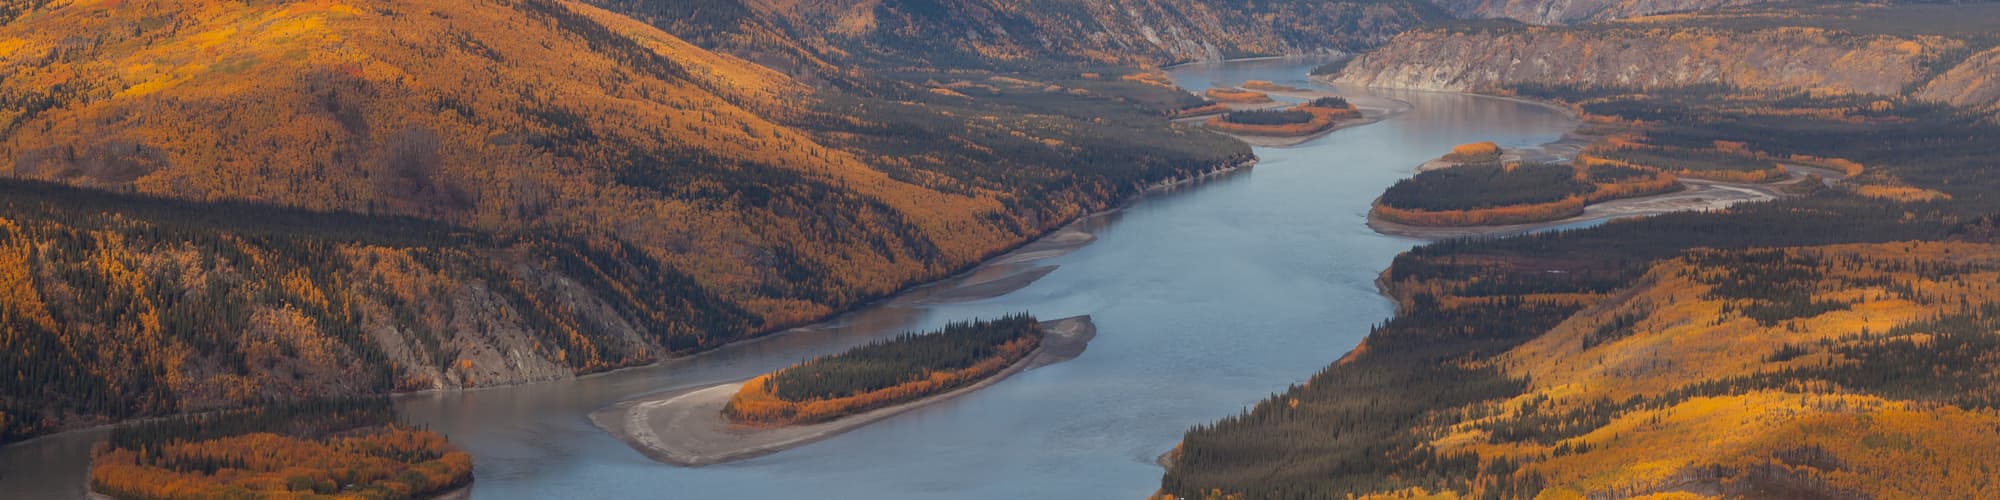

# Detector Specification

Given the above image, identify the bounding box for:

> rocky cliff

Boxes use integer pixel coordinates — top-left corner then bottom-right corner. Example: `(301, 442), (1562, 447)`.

(591, 0), (1447, 68)
(1431, 0), (1772, 25)
(1332, 24), (1969, 100)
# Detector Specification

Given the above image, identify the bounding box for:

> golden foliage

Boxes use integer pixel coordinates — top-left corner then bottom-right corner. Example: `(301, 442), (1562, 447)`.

(90, 426), (472, 500)
(1373, 196), (1587, 227)
(1853, 184), (1950, 202)
(723, 336), (1036, 426)
(1416, 241), (2000, 497)
(1202, 88), (1273, 104)
(0, 0), (1027, 329)
(1445, 142), (1502, 163)
(1202, 103), (1359, 137)
(1240, 80), (1306, 93)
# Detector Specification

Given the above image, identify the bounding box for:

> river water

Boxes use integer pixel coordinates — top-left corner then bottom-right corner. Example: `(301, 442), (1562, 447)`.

(0, 59), (1573, 499)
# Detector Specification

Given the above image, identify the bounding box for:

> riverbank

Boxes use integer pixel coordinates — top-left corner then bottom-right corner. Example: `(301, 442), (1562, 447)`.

(590, 316), (1097, 467)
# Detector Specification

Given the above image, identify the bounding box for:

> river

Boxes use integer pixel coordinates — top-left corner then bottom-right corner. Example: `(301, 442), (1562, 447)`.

(0, 59), (1574, 499)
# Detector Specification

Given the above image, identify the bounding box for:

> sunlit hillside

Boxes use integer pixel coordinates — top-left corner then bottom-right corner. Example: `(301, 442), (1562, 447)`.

(0, 0), (1247, 443)
(0, 0), (1012, 312)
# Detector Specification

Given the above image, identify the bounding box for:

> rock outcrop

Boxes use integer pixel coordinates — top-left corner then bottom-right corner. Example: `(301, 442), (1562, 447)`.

(594, 0), (1447, 67)
(1432, 0), (1774, 25)
(1332, 25), (1960, 98)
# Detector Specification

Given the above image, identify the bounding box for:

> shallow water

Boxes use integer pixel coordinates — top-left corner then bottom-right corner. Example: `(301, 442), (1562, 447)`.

(0, 59), (1573, 499)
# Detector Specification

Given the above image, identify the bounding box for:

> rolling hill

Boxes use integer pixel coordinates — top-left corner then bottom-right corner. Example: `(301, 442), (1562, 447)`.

(0, 0), (1249, 443)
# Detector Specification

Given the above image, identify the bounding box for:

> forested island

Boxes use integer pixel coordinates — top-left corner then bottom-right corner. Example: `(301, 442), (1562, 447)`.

(1203, 97), (1363, 138)
(725, 314), (1045, 426)
(591, 315), (1096, 466)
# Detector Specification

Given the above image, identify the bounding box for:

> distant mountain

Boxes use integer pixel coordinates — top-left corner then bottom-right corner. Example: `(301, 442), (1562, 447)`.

(1329, 4), (2000, 116)
(1430, 0), (1773, 25)
(587, 0), (1446, 68)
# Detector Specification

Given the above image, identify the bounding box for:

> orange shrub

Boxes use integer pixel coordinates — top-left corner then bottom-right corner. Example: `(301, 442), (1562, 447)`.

(1853, 184), (1951, 202)
(90, 427), (472, 500)
(1203, 88), (1273, 103)
(1240, 80), (1304, 92)
(1585, 173), (1681, 203)
(1444, 142), (1502, 163)
(1673, 166), (1787, 183)
(1372, 196), (1587, 227)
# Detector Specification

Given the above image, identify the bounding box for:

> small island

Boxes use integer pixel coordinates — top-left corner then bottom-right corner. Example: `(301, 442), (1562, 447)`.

(592, 314), (1096, 466)
(1204, 97), (1361, 137)
(1240, 79), (1310, 93)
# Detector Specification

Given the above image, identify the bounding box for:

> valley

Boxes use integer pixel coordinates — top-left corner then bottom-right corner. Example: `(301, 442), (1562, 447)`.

(4, 0), (2000, 498)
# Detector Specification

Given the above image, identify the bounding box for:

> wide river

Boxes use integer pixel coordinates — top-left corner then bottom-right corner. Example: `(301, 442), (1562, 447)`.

(0, 59), (1573, 499)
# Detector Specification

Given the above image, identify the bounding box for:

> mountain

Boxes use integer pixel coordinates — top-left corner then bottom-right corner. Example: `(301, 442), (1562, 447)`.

(1430, 0), (1769, 25)
(587, 0), (1446, 68)
(1327, 4), (2000, 115)
(0, 0), (1249, 442)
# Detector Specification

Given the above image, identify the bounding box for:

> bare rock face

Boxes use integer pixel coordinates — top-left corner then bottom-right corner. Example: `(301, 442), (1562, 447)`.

(1916, 46), (2000, 115)
(1332, 26), (1951, 97)
(723, 0), (1444, 65)
(1432, 0), (1773, 25)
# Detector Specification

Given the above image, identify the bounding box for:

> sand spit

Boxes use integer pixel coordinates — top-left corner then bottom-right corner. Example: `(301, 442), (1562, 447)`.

(590, 316), (1098, 467)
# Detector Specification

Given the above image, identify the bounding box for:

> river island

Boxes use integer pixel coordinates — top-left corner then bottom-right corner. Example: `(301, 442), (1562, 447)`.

(591, 314), (1096, 466)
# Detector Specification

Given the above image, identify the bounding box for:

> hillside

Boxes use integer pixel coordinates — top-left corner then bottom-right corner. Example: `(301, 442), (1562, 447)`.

(0, 0), (1249, 443)
(1162, 43), (2000, 496)
(588, 0), (1447, 69)
(1430, 0), (1770, 25)
(1329, 4), (2000, 115)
